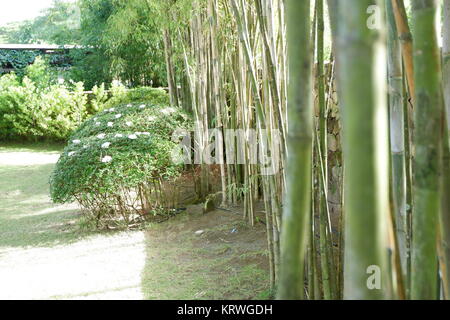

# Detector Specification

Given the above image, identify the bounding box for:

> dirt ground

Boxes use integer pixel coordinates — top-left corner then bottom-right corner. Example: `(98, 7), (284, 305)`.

(142, 204), (271, 300)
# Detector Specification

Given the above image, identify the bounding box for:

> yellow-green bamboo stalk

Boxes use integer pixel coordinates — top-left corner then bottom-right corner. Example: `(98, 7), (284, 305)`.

(439, 0), (450, 299)
(410, 0), (443, 300)
(336, 0), (390, 300)
(392, 0), (415, 103)
(386, 0), (408, 292)
(445, 0), (450, 129)
(277, 0), (312, 300)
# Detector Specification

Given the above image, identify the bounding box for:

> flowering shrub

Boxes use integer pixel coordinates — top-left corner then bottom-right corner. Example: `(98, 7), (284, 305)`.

(50, 102), (191, 229)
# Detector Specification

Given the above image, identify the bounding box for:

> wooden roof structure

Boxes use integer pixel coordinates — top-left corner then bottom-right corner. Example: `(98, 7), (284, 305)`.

(0, 44), (78, 53)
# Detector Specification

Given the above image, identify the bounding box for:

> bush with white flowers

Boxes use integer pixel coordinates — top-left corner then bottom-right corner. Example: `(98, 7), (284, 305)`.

(50, 102), (191, 229)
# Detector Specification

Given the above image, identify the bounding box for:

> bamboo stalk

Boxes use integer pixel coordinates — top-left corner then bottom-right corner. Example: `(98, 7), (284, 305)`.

(386, 0), (408, 291)
(410, 0), (443, 300)
(440, 0), (450, 301)
(336, 0), (390, 300)
(391, 0), (415, 103)
(445, 0), (450, 130)
(277, 0), (312, 300)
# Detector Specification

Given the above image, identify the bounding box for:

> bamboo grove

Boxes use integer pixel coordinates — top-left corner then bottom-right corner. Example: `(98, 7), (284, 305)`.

(153, 0), (450, 299)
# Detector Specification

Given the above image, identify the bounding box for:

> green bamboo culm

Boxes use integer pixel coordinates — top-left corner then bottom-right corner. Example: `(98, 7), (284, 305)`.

(439, 0), (450, 300)
(410, 0), (443, 300)
(316, 0), (335, 300)
(336, 0), (390, 299)
(444, 0), (450, 129)
(277, 0), (312, 300)
(386, 0), (408, 295)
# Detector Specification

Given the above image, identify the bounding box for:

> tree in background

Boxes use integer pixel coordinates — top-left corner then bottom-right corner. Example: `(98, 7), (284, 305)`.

(73, 0), (167, 89)
(101, 0), (166, 87)
(1, 0), (167, 90)
(1, 0), (82, 44)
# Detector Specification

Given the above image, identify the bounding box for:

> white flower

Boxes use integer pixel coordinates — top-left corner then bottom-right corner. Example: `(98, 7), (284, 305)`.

(93, 117), (97, 121)
(126, 121), (133, 127)
(139, 104), (146, 109)
(97, 133), (106, 139)
(128, 134), (138, 140)
(101, 142), (111, 148)
(127, 104), (132, 107)
(148, 116), (156, 121)
(68, 151), (76, 157)
(135, 132), (142, 136)
(107, 122), (114, 127)
(83, 145), (89, 149)
(101, 156), (112, 163)
(142, 132), (150, 136)
(115, 133), (123, 138)
(95, 122), (101, 126)
(115, 114), (122, 119)
(72, 139), (81, 144)
(108, 108), (115, 112)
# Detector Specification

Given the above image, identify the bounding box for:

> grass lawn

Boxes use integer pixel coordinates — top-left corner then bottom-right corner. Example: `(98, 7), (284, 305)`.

(0, 141), (83, 248)
(0, 142), (270, 300)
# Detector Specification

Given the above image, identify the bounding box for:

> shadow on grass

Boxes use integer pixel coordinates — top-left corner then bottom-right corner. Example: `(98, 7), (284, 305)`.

(0, 140), (65, 153)
(0, 158), (92, 248)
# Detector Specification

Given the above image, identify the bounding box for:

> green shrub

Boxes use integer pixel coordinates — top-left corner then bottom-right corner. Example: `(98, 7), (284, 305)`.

(0, 49), (42, 77)
(93, 82), (170, 111)
(0, 57), (172, 142)
(0, 68), (87, 141)
(50, 102), (191, 229)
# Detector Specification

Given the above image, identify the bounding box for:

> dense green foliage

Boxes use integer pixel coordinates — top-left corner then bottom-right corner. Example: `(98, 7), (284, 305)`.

(0, 50), (42, 75)
(0, 57), (171, 141)
(0, 57), (87, 140)
(98, 86), (170, 112)
(73, 0), (167, 88)
(50, 102), (190, 228)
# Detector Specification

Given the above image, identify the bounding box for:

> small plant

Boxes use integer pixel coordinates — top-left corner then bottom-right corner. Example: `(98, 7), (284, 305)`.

(50, 102), (191, 229)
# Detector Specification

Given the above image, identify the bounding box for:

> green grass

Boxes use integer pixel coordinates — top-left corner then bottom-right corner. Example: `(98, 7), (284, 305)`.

(141, 209), (271, 300)
(0, 142), (88, 248)
(0, 140), (65, 153)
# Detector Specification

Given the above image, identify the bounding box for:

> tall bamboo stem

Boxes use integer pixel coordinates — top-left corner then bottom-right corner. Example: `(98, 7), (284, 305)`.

(410, 0), (443, 300)
(277, 0), (312, 300)
(387, 0), (408, 292)
(336, 0), (390, 300)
